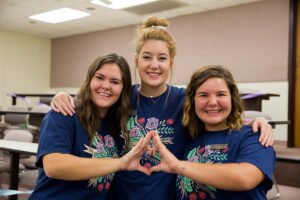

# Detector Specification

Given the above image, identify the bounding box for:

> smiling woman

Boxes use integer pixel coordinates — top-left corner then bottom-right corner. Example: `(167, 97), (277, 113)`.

(28, 53), (153, 200)
(149, 65), (275, 200)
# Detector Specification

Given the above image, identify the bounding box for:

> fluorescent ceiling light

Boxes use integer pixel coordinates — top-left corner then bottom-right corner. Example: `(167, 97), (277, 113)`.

(91, 0), (158, 9)
(29, 8), (90, 24)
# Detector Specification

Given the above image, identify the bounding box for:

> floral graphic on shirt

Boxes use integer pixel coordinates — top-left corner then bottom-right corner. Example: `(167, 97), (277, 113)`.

(177, 145), (228, 199)
(124, 115), (175, 166)
(83, 133), (118, 191)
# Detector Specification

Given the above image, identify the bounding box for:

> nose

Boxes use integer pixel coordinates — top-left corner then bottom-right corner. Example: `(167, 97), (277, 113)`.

(207, 96), (217, 105)
(101, 80), (110, 90)
(149, 58), (159, 69)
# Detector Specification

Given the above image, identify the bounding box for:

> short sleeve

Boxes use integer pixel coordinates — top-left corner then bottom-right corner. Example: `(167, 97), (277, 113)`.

(235, 129), (276, 186)
(36, 111), (76, 168)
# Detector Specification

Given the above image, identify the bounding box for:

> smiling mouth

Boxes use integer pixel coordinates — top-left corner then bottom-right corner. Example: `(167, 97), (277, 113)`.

(147, 72), (161, 78)
(97, 92), (111, 97)
(205, 110), (221, 114)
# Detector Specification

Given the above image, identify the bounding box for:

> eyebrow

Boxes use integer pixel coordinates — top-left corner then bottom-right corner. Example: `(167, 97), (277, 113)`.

(142, 51), (169, 56)
(94, 72), (122, 81)
(196, 90), (229, 94)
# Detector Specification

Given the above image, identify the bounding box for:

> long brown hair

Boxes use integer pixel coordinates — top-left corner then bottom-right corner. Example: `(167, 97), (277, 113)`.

(182, 65), (244, 138)
(76, 53), (132, 142)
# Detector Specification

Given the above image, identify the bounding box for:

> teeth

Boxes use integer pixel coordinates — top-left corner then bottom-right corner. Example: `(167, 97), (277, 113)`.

(98, 92), (110, 97)
(148, 72), (159, 76)
(206, 110), (219, 113)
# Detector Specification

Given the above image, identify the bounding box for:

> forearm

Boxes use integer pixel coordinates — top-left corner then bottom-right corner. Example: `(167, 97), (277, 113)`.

(43, 153), (122, 180)
(175, 161), (264, 191)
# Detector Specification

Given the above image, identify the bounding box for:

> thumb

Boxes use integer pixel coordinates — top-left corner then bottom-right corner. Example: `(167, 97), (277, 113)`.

(252, 119), (258, 133)
(149, 165), (160, 174)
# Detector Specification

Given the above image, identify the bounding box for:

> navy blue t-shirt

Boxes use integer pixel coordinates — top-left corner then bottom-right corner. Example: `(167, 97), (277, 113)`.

(176, 126), (275, 200)
(29, 111), (119, 200)
(111, 85), (187, 200)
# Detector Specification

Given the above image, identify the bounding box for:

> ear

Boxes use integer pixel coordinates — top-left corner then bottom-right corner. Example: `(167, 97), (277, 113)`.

(170, 59), (174, 70)
(134, 54), (138, 68)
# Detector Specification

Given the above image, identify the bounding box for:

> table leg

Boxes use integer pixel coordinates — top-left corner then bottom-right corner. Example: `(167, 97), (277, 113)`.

(9, 152), (19, 200)
(12, 97), (17, 105)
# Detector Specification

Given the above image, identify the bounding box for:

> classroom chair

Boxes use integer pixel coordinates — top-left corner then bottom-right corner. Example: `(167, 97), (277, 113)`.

(2, 106), (29, 135)
(0, 129), (34, 188)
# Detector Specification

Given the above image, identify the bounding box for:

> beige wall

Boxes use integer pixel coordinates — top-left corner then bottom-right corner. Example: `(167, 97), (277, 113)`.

(51, 0), (289, 87)
(0, 30), (51, 108)
(0, 0), (289, 140)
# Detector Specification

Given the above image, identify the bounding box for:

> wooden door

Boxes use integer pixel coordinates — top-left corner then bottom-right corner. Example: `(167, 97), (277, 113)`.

(294, 1), (300, 146)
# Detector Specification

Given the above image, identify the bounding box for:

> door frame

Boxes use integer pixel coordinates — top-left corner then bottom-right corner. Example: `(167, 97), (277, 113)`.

(288, 0), (298, 147)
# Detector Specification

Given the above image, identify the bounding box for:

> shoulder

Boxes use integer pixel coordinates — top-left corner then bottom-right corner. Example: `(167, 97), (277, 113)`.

(45, 109), (76, 120)
(39, 111), (84, 144)
(232, 125), (275, 159)
(227, 125), (261, 147)
(231, 125), (257, 138)
(169, 85), (186, 98)
(131, 84), (139, 99)
(232, 125), (274, 154)
(42, 110), (79, 129)
(170, 85), (186, 93)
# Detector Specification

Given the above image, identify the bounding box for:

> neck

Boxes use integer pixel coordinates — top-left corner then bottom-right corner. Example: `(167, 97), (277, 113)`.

(98, 109), (107, 119)
(205, 125), (228, 132)
(139, 84), (167, 97)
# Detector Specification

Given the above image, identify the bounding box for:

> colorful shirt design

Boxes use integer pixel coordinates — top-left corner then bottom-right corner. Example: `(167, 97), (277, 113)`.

(126, 115), (175, 166)
(177, 145), (228, 199)
(176, 126), (275, 200)
(30, 111), (120, 200)
(84, 133), (119, 191)
(111, 85), (187, 200)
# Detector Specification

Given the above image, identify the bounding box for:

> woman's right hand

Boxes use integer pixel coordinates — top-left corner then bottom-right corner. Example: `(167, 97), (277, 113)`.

(51, 92), (75, 116)
(149, 131), (180, 174)
(119, 131), (153, 175)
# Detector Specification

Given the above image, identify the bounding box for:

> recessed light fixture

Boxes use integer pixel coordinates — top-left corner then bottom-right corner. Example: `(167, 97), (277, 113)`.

(29, 8), (90, 24)
(91, 0), (158, 9)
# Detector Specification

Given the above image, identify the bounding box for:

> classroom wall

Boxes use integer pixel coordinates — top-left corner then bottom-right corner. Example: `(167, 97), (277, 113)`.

(0, 30), (51, 109)
(51, 0), (289, 87)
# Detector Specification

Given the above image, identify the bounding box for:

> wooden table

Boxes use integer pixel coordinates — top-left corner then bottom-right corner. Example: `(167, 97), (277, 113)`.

(8, 93), (75, 106)
(0, 140), (38, 200)
(276, 154), (300, 163)
(0, 110), (47, 116)
(269, 120), (291, 129)
(275, 146), (300, 164)
(240, 93), (280, 111)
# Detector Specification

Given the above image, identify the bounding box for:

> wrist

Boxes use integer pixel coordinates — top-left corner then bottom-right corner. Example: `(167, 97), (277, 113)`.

(175, 160), (186, 175)
(117, 157), (124, 171)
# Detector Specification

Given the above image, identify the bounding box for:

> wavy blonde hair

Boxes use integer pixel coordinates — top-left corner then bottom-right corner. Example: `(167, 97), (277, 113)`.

(182, 65), (244, 138)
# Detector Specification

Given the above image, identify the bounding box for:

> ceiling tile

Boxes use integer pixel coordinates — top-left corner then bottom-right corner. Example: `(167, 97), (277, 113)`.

(0, 0), (266, 38)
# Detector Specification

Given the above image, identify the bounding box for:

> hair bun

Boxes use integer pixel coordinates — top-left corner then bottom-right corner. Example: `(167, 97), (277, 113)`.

(140, 16), (169, 30)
